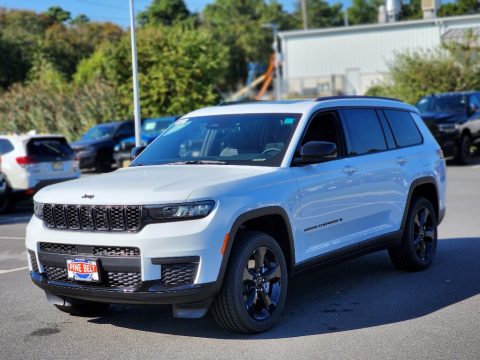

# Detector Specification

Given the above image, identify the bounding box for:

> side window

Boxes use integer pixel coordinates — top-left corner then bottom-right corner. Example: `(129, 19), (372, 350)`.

(300, 111), (344, 158)
(470, 94), (480, 112)
(377, 110), (396, 149)
(341, 109), (387, 156)
(383, 110), (422, 147)
(0, 139), (14, 155)
(117, 123), (134, 138)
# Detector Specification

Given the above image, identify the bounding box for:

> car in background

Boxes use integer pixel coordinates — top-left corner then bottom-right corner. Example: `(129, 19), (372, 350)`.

(0, 134), (80, 213)
(113, 116), (179, 168)
(417, 91), (480, 164)
(70, 121), (134, 172)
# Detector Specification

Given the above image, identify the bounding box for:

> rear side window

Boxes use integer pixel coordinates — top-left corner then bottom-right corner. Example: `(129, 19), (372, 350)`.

(26, 137), (74, 160)
(341, 109), (387, 156)
(383, 110), (422, 147)
(0, 139), (14, 155)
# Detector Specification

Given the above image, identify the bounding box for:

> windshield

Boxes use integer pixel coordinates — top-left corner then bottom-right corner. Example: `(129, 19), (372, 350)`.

(131, 113), (301, 167)
(142, 117), (177, 136)
(82, 124), (116, 141)
(416, 95), (467, 114)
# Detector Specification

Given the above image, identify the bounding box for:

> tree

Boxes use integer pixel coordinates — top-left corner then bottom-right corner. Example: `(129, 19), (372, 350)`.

(137, 0), (190, 26)
(202, 0), (293, 89)
(348, 0), (383, 25)
(70, 14), (90, 25)
(293, 0), (344, 29)
(44, 6), (71, 23)
(400, 0), (423, 20)
(438, 0), (480, 17)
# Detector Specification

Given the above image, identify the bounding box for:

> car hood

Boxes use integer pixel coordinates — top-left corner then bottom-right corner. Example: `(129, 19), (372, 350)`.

(420, 112), (465, 124)
(34, 165), (276, 205)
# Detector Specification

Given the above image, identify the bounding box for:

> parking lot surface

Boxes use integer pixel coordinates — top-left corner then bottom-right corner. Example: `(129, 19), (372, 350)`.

(0, 164), (479, 360)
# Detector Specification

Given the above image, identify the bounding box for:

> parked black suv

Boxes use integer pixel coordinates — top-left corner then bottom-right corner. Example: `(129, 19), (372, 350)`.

(417, 91), (480, 164)
(70, 121), (134, 172)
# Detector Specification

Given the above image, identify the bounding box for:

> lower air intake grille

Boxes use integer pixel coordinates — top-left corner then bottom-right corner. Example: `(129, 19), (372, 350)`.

(161, 263), (198, 285)
(28, 251), (39, 273)
(43, 266), (142, 289)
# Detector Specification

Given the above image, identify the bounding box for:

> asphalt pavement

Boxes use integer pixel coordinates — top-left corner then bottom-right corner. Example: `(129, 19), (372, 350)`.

(0, 163), (479, 360)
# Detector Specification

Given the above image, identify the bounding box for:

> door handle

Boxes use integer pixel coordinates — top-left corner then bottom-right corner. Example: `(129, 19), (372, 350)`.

(342, 166), (358, 174)
(396, 157), (407, 165)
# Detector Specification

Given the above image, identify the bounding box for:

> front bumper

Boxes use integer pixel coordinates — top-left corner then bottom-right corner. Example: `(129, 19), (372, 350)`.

(30, 271), (218, 305)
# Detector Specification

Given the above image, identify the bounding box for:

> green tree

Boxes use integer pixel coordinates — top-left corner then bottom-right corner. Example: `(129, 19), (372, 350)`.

(70, 14), (90, 25)
(293, 0), (344, 29)
(400, 0), (423, 20)
(438, 0), (480, 17)
(44, 6), (71, 23)
(348, 0), (383, 25)
(202, 0), (293, 89)
(137, 0), (190, 26)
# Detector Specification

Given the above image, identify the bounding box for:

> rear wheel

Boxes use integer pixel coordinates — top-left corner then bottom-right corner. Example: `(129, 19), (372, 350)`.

(54, 302), (109, 316)
(0, 185), (15, 214)
(211, 231), (288, 333)
(456, 134), (473, 165)
(95, 153), (111, 173)
(389, 197), (437, 271)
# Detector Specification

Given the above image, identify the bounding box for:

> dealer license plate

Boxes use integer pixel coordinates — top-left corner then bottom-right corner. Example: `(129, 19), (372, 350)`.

(52, 161), (64, 171)
(66, 258), (100, 282)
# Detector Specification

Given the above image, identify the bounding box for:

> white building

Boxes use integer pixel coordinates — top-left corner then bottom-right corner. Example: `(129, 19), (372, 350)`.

(278, 14), (480, 97)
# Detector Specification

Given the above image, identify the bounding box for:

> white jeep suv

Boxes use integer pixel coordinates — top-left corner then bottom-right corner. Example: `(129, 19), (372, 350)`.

(26, 97), (446, 333)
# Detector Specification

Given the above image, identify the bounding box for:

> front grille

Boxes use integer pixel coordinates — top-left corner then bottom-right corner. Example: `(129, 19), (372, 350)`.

(39, 242), (140, 257)
(43, 266), (142, 289)
(161, 263), (198, 285)
(41, 204), (142, 232)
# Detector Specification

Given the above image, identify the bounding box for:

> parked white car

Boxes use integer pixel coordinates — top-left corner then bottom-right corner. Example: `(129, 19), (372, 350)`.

(26, 97), (446, 333)
(0, 134), (80, 213)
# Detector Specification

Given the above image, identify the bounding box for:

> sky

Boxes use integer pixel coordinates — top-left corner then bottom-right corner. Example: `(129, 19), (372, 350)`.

(0, 0), (351, 26)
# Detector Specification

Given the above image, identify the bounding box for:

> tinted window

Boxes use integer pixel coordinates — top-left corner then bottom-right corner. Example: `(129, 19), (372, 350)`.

(0, 139), (14, 155)
(384, 110), (422, 147)
(470, 94), (480, 110)
(131, 113), (301, 167)
(341, 109), (387, 156)
(416, 95), (467, 114)
(117, 122), (134, 137)
(26, 137), (74, 160)
(377, 110), (396, 149)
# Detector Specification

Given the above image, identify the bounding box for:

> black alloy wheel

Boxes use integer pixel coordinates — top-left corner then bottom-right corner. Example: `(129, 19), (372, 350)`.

(242, 246), (283, 321)
(457, 135), (472, 165)
(412, 207), (435, 263)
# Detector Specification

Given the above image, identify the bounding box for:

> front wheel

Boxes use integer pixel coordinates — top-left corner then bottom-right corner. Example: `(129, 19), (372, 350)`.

(211, 231), (288, 333)
(456, 134), (473, 165)
(389, 197), (438, 271)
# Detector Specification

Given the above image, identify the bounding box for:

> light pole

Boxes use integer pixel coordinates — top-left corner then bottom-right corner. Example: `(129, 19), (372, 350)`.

(262, 23), (282, 101)
(129, 0), (142, 147)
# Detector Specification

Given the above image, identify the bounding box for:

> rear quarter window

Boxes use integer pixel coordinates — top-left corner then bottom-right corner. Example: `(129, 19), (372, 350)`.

(0, 139), (14, 155)
(383, 110), (423, 147)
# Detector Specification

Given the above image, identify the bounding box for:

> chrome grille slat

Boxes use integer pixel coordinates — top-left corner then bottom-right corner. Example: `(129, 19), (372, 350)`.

(41, 204), (142, 232)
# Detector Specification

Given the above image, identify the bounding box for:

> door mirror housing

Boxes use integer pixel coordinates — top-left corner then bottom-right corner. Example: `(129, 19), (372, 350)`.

(295, 141), (337, 165)
(130, 146), (146, 161)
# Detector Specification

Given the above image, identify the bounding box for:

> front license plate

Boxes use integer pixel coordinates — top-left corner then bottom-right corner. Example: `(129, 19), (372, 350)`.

(122, 159), (131, 168)
(52, 161), (64, 171)
(66, 258), (100, 282)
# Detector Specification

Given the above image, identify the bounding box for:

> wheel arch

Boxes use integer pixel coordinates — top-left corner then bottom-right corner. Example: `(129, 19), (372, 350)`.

(217, 207), (296, 284)
(401, 177), (440, 229)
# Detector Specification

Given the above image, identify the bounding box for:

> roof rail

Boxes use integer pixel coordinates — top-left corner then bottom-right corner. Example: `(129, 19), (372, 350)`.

(217, 100), (266, 106)
(315, 95), (402, 102)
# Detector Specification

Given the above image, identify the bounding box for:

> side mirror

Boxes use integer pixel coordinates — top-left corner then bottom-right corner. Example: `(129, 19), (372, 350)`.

(130, 146), (146, 161)
(295, 141), (337, 165)
(467, 104), (478, 116)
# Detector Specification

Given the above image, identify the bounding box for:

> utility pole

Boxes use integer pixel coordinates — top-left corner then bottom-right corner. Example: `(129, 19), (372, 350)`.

(300, 0), (308, 30)
(129, 0), (142, 147)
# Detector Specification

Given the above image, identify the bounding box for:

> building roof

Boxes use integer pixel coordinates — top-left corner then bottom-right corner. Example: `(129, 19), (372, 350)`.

(279, 14), (480, 39)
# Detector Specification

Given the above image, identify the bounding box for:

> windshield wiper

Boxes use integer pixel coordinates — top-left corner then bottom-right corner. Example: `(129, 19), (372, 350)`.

(167, 160), (227, 165)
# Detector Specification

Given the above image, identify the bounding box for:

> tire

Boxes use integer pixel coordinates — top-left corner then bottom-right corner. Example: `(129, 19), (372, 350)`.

(54, 302), (109, 316)
(0, 185), (15, 214)
(456, 134), (472, 165)
(389, 197), (438, 271)
(95, 153), (111, 173)
(211, 231), (288, 334)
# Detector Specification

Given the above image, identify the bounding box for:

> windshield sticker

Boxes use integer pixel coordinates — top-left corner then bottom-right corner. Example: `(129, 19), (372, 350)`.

(144, 122), (156, 131)
(283, 117), (295, 125)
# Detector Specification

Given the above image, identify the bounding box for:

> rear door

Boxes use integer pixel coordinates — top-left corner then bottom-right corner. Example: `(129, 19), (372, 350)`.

(339, 108), (407, 238)
(26, 137), (78, 180)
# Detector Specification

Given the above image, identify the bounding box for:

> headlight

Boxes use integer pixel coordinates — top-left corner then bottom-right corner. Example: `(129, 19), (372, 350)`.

(144, 200), (215, 222)
(34, 201), (43, 219)
(113, 144), (120, 152)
